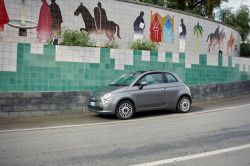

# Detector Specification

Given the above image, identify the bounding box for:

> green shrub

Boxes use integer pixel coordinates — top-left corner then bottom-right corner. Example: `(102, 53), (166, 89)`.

(103, 41), (119, 49)
(47, 39), (53, 45)
(60, 29), (96, 47)
(130, 39), (158, 51)
(240, 43), (250, 57)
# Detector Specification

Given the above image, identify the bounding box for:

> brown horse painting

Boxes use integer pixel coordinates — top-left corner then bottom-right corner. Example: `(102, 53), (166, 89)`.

(227, 33), (234, 55)
(206, 27), (226, 52)
(74, 3), (121, 41)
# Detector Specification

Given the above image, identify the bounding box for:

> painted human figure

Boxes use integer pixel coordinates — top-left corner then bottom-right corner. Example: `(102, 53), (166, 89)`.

(133, 11), (145, 41)
(179, 18), (186, 52)
(37, 0), (52, 42)
(150, 14), (162, 43)
(227, 33), (234, 55)
(0, 0), (9, 31)
(163, 16), (174, 44)
(94, 2), (108, 32)
(50, 0), (63, 37)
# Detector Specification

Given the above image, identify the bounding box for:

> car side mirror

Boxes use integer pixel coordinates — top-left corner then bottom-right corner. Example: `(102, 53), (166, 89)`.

(139, 81), (148, 90)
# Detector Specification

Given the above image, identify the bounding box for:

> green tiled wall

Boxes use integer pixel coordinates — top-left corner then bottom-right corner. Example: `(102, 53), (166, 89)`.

(0, 43), (249, 92)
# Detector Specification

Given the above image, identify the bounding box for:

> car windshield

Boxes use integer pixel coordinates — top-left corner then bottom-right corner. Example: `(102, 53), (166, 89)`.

(109, 72), (142, 86)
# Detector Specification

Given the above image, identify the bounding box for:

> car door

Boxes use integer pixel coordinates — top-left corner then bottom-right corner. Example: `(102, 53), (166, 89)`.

(164, 73), (183, 107)
(132, 73), (167, 110)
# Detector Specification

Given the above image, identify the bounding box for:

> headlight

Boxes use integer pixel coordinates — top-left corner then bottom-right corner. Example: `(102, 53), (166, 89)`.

(102, 93), (112, 104)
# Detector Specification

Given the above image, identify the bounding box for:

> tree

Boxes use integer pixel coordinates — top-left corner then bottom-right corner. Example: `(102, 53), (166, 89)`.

(186, 0), (229, 19)
(134, 0), (228, 19)
(218, 5), (250, 42)
(218, 7), (234, 23)
(203, 0), (225, 18)
(137, 0), (166, 6)
(234, 6), (250, 42)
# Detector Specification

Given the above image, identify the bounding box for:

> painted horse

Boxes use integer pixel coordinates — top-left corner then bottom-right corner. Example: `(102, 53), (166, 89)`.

(74, 3), (121, 41)
(206, 29), (226, 52)
(227, 33), (234, 55)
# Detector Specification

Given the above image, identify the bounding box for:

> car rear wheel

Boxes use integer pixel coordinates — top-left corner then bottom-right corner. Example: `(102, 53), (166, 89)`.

(116, 100), (135, 120)
(177, 96), (191, 113)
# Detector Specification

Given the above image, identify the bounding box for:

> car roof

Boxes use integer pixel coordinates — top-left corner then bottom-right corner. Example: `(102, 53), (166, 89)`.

(138, 70), (182, 81)
(136, 70), (168, 74)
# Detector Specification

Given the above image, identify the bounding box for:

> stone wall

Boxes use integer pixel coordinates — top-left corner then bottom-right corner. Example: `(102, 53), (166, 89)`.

(0, 91), (91, 117)
(0, 80), (250, 117)
(190, 80), (250, 102)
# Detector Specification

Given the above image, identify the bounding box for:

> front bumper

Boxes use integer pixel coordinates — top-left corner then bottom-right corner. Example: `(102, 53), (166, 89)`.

(87, 101), (116, 115)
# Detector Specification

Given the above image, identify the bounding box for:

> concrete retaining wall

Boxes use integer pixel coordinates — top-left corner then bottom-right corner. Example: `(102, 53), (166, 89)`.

(0, 91), (91, 118)
(0, 80), (249, 118)
(190, 80), (250, 102)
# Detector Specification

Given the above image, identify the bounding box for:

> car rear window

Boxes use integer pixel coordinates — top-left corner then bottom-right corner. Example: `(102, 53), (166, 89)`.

(165, 73), (178, 83)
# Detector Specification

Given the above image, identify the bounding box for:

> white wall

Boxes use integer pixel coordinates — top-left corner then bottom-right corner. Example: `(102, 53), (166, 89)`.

(0, 0), (241, 57)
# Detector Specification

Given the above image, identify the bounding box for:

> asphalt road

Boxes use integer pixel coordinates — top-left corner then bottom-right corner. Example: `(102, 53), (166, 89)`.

(0, 95), (250, 166)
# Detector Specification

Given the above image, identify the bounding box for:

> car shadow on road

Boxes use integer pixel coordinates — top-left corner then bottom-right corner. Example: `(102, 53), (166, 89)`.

(95, 106), (204, 120)
(190, 106), (204, 112)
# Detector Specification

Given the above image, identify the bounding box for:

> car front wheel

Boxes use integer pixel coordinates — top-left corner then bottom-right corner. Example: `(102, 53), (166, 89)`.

(177, 96), (191, 113)
(116, 100), (135, 120)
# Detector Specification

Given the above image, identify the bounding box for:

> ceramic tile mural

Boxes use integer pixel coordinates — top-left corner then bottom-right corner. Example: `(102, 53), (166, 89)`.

(0, 42), (249, 92)
(0, 0), (249, 93)
(0, 0), (241, 56)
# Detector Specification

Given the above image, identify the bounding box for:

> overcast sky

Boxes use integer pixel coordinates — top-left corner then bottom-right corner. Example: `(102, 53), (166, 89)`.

(221, 0), (250, 10)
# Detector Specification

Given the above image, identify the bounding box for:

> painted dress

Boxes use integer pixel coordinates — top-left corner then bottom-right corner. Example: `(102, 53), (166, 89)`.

(37, 0), (52, 42)
(163, 17), (173, 44)
(0, 0), (9, 31)
(150, 15), (162, 43)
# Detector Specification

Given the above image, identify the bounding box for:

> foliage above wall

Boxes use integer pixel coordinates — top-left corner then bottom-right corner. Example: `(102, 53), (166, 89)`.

(130, 39), (158, 51)
(135, 0), (228, 19)
(60, 29), (96, 47)
(102, 41), (119, 49)
(218, 5), (250, 42)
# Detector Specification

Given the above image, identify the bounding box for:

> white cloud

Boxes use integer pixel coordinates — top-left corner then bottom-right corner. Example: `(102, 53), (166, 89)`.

(222, 0), (250, 11)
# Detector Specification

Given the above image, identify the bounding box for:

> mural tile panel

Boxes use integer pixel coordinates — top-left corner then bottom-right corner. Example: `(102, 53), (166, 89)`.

(0, 42), (249, 92)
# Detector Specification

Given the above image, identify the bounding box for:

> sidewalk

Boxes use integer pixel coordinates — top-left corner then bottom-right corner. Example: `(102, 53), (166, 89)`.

(0, 94), (249, 131)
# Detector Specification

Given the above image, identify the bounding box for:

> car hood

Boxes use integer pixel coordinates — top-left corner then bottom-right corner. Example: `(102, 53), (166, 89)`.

(92, 86), (128, 95)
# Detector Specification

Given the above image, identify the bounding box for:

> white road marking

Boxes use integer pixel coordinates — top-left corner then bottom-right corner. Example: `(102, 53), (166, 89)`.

(130, 143), (250, 166)
(0, 103), (250, 133)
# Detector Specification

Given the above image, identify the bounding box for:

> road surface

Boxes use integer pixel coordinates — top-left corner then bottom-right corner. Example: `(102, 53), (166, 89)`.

(0, 94), (250, 166)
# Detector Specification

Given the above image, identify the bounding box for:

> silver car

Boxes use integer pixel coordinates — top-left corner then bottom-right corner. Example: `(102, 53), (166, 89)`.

(88, 71), (192, 120)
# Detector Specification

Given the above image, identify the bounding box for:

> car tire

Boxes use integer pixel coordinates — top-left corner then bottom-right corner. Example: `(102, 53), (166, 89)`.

(177, 96), (191, 113)
(116, 100), (135, 120)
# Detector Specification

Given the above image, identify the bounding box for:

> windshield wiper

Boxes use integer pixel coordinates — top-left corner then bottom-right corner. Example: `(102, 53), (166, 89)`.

(109, 83), (127, 86)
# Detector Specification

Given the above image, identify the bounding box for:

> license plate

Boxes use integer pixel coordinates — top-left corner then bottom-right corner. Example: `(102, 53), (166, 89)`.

(90, 102), (95, 106)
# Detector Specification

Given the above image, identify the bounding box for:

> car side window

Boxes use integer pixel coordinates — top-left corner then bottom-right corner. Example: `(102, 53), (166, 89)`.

(139, 73), (164, 85)
(166, 73), (178, 83)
